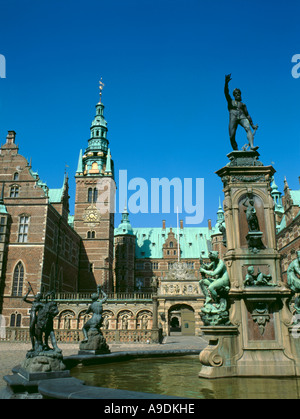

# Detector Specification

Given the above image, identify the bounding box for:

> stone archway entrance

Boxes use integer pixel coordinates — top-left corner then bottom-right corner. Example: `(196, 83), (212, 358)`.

(168, 304), (195, 336)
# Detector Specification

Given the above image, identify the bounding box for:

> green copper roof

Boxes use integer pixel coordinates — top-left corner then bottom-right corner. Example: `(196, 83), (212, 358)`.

(86, 102), (109, 154)
(48, 175), (67, 203)
(115, 207), (134, 236)
(48, 187), (64, 203)
(68, 215), (74, 228)
(0, 184), (7, 213)
(127, 226), (215, 259)
(291, 190), (300, 206)
(77, 96), (114, 179)
(76, 149), (83, 174)
(0, 201), (7, 214)
(105, 148), (112, 173)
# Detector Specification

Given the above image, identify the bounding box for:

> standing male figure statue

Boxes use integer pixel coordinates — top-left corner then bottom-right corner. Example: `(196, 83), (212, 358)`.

(224, 73), (258, 151)
(82, 285), (108, 342)
(23, 283), (44, 352)
(243, 195), (260, 232)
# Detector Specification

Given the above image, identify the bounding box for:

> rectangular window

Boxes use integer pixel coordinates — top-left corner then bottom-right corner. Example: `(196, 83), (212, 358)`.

(0, 217), (5, 234)
(18, 216), (29, 243)
(151, 262), (158, 270)
(10, 186), (19, 198)
(186, 262), (194, 269)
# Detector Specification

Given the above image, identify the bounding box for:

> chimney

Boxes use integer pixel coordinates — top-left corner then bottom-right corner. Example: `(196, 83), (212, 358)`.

(208, 219), (212, 230)
(180, 219), (183, 229)
(162, 220), (166, 230)
(6, 131), (16, 145)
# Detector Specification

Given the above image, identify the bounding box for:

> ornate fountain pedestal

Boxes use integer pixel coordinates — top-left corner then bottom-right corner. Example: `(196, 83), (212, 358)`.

(199, 151), (300, 378)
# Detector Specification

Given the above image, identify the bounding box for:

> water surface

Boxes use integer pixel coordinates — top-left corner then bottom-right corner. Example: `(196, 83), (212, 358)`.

(71, 355), (300, 399)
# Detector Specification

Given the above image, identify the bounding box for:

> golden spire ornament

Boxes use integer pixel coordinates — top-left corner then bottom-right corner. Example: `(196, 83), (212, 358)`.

(99, 78), (105, 103)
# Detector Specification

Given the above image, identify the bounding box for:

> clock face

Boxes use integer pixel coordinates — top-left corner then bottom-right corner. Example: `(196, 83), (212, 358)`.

(83, 205), (101, 224)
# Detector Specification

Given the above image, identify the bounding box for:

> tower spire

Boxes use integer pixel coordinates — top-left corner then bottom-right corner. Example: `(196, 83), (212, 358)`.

(76, 83), (113, 179)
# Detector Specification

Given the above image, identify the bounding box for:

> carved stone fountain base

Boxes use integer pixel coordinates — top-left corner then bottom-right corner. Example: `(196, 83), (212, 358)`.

(20, 350), (68, 377)
(199, 325), (297, 378)
(79, 329), (110, 355)
(199, 287), (300, 378)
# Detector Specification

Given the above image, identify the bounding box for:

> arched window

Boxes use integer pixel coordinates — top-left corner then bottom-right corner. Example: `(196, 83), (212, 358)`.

(169, 241), (174, 248)
(88, 188), (93, 203)
(91, 231), (95, 239)
(88, 187), (98, 203)
(93, 188), (98, 203)
(12, 262), (24, 296)
(87, 231), (91, 239)
(10, 313), (15, 327)
(10, 314), (15, 327)
(10, 313), (21, 327)
(13, 172), (19, 181)
(16, 314), (21, 327)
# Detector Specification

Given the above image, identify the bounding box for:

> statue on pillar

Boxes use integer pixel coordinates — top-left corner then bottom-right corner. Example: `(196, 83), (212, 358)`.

(224, 74), (258, 151)
(79, 285), (110, 354)
(243, 195), (260, 232)
(243, 194), (265, 252)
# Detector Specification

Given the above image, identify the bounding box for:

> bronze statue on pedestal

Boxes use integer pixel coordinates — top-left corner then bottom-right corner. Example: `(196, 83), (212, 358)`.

(224, 73), (258, 151)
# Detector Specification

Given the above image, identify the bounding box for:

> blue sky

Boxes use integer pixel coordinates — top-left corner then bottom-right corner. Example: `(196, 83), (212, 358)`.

(0, 0), (299, 228)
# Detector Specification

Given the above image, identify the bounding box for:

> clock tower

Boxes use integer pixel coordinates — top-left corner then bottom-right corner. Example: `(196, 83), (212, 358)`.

(74, 82), (115, 292)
